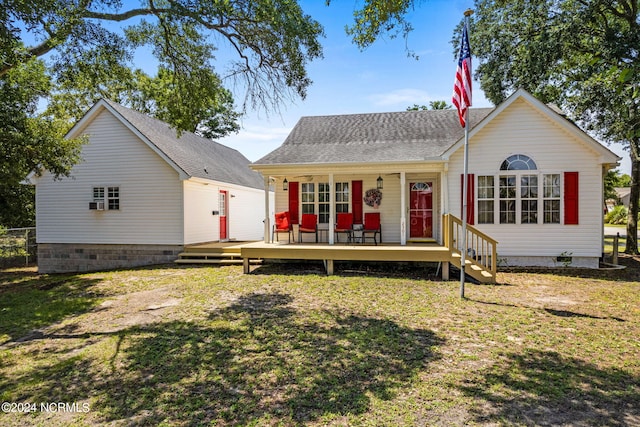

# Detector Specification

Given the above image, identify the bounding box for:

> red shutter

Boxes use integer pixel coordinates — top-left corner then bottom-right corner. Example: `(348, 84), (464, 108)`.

(460, 174), (475, 225)
(564, 172), (579, 225)
(352, 180), (363, 224)
(288, 181), (299, 224)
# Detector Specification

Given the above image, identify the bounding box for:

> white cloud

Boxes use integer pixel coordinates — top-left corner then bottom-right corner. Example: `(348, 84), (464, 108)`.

(219, 125), (293, 162)
(367, 88), (438, 108)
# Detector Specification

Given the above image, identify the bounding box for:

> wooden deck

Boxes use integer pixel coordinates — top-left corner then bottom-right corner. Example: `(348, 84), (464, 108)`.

(239, 241), (451, 278)
(179, 241), (451, 278)
(177, 215), (498, 283)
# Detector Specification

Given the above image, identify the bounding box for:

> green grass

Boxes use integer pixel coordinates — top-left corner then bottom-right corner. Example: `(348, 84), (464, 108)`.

(0, 261), (638, 426)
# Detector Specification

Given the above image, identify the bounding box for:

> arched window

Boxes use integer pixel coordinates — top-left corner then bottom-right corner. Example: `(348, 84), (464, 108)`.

(500, 154), (537, 171)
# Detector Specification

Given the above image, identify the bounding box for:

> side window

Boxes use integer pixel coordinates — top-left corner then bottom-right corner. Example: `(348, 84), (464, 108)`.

(301, 183), (315, 215)
(477, 176), (494, 224)
(90, 186), (119, 210)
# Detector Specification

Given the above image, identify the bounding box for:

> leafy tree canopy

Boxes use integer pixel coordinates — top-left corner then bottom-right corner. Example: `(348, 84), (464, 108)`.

(407, 100), (452, 110)
(3, 0), (325, 131)
(1, 0), (326, 226)
(0, 59), (84, 226)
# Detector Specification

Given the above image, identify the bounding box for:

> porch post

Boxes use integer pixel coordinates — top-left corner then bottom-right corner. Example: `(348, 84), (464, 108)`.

(329, 173), (335, 244)
(264, 175), (271, 243)
(400, 172), (407, 245)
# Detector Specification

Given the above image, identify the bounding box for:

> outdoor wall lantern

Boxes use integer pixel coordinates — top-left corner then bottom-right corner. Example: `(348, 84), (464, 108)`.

(283, 178), (289, 191)
(376, 175), (383, 190)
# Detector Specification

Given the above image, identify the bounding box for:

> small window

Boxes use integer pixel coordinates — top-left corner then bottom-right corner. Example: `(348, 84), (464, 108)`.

(93, 187), (104, 200)
(91, 186), (119, 211)
(108, 187), (120, 210)
(520, 175), (538, 224)
(318, 182), (330, 223)
(478, 176), (494, 224)
(336, 182), (349, 214)
(499, 175), (516, 224)
(301, 183), (315, 215)
(543, 174), (561, 223)
(500, 154), (537, 171)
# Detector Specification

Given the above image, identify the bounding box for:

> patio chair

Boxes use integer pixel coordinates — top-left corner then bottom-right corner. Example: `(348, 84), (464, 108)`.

(299, 214), (318, 243)
(272, 211), (293, 243)
(362, 212), (381, 245)
(334, 212), (354, 243)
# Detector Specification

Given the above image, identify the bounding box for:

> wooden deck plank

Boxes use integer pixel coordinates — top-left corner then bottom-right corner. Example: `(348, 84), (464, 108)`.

(240, 242), (451, 263)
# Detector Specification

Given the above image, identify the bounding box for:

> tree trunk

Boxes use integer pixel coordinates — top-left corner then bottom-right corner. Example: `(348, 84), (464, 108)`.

(625, 155), (640, 254)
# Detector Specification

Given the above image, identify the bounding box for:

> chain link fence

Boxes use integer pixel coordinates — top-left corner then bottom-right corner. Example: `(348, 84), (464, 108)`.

(0, 227), (37, 268)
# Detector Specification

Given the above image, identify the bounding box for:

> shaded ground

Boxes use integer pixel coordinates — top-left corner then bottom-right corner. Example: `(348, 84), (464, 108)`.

(0, 258), (638, 426)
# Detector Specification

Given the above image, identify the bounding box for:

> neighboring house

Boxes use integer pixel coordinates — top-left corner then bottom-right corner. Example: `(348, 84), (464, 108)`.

(31, 99), (268, 273)
(615, 187), (631, 208)
(251, 89), (620, 268)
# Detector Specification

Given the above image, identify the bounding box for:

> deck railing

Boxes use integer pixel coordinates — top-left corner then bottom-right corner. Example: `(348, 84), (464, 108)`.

(443, 214), (497, 282)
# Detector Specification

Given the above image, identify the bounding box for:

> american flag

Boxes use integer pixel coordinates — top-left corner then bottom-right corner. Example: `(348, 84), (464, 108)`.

(452, 23), (472, 128)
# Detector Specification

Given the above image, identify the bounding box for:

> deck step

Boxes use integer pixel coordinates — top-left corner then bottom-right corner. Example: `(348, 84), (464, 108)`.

(177, 252), (242, 260)
(449, 252), (495, 283)
(176, 246), (248, 265)
(175, 258), (261, 265)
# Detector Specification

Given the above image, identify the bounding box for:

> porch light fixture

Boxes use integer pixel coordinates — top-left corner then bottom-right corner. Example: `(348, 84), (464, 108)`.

(376, 175), (383, 190)
(283, 178), (289, 191)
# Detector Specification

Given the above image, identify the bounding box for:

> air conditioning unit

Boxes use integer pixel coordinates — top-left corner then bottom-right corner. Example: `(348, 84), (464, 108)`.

(89, 201), (105, 210)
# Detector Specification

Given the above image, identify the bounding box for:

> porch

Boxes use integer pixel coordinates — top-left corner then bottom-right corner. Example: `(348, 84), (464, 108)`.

(179, 215), (497, 283)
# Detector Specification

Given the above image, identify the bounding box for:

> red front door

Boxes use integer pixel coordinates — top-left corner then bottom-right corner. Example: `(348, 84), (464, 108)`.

(219, 190), (228, 241)
(409, 182), (433, 239)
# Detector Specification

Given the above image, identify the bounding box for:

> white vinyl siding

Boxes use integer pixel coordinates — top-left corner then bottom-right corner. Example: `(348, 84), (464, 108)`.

(448, 97), (606, 258)
(36, 109), (183, 244)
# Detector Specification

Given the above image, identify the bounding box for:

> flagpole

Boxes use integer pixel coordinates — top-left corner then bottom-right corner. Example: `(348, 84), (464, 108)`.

(460, 9), (473, 299)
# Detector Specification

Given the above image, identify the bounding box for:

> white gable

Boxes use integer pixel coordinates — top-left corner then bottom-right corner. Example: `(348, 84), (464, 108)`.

(36, 108), (185, 244)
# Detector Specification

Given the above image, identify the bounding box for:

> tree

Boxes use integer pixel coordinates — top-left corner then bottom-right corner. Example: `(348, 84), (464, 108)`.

(407, 100), (453, 111)
(1, 0), (324, 226)
(3, 0), (324, 130)
(468, 0), (640, 253)
(0, 59), (84, 227)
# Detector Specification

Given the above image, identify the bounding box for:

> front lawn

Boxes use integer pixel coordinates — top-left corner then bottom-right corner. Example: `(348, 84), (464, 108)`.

(1, 260), (639, 426)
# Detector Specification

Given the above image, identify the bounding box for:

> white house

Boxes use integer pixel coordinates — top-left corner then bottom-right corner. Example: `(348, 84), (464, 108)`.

(250, 89), (620, 272)
(32, 99), (269, 273)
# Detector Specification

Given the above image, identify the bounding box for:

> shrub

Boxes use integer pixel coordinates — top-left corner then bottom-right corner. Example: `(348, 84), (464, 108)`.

(605, 205), (628, 225)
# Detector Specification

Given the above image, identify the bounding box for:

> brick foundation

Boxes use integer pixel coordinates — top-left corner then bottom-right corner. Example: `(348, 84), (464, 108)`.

(37, 243), (184, 273)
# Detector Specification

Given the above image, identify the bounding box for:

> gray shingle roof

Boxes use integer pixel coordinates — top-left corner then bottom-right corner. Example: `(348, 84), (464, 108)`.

(254, 108), (494, 165)
(103, 100), (264, 190)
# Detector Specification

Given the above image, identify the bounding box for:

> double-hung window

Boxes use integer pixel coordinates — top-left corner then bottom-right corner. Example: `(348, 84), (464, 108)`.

(318, 183), (330, 223)
(543, 174), (561, 223)
(301, 183), (315, 215)
(335, 182), (349, 213)
(477, 176), (494, 224)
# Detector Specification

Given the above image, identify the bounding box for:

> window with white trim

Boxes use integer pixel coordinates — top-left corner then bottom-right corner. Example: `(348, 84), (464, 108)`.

(299, 181), (350, 224)
(477, 176), (494, 224)
(335, 182), (349, 214)
(543, 174), (561, 223)
(91, 186), (119, 210)
(478, 155), (562, 225)
(499, 175), (517, 224)
(318, 182), (330, 223)
(301, 183), (315, 215)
